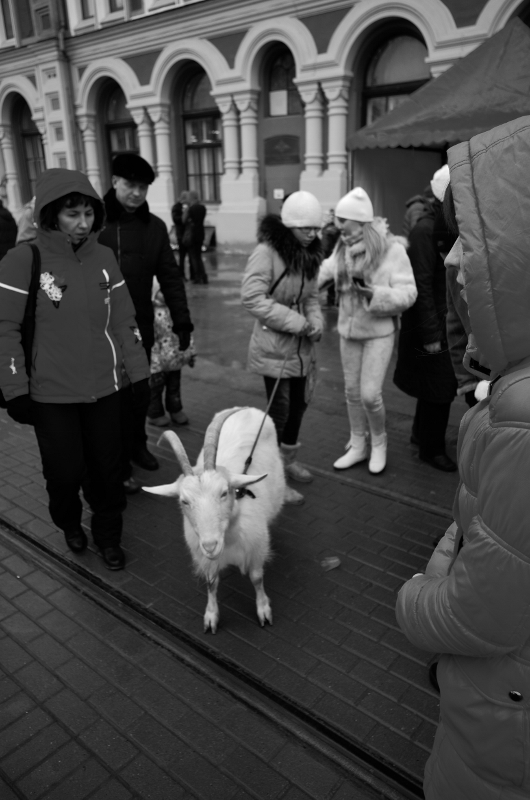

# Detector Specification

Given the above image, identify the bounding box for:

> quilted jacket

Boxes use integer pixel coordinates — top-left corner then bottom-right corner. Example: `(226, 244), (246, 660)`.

(396, 116), (530, 799)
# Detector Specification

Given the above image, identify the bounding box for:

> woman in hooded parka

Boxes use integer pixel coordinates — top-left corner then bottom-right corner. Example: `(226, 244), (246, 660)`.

(396, 116), (530, 799)
(0, 169), (150, 571)
(242, 191), (324, 506)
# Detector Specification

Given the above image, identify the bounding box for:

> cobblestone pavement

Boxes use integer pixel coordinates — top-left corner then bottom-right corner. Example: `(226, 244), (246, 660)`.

(0, 252), (466, 797)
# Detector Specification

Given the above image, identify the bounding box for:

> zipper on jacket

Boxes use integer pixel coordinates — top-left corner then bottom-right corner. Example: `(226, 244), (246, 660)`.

(102, 268), (119, 391)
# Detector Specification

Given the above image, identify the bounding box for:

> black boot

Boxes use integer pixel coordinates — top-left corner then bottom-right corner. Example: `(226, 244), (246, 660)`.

(147, 372), (168, 425)
(166, 370), (188, 425)
(64, 527), (88, 554)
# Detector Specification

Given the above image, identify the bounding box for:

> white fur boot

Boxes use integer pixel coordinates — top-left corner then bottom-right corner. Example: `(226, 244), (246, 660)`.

(284, 485), (305, 505)
(369, 433), (387, 474)
(333, 433), (368, 470)
(280, 443), (313, 483)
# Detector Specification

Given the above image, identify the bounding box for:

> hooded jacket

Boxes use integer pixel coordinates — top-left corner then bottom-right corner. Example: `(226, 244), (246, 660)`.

(242, 215), (323, 379)
(396, 116), (530, 799)
(0, 169), (149, 403)
(0, 201), (17, 258)
(99, 188), (192, 351)
(318, 218), (416, 341)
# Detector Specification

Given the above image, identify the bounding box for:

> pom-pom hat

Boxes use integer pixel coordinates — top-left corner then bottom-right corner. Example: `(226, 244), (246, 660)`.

(335, 187), (374, 223)
(281, 191), (322, 228)
(112, 153), (155, 185)
(430, 164), (450, 202)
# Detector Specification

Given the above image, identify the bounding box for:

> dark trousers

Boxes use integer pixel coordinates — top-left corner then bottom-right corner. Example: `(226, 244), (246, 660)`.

(120, 343), (152, 479)
(148, 370), (183, 418)
(264, 376), (307, 446)
(188, 243), (208, 284)
(33, 393), (125, 548)
(412, 399), (452, 459)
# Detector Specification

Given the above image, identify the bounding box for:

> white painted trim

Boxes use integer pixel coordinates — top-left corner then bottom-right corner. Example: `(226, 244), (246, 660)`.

(76, 57), (142, 115)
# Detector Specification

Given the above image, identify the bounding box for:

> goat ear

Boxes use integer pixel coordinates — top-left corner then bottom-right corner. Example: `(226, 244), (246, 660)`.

(142, 480), (181, 498)
(229, 473), (268, 489)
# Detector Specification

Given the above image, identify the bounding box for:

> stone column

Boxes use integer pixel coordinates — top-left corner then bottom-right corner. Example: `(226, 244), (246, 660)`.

(77, 113), (103, 197)
(215, 95), (239, 180)
(234, 90), (260, 184)
(297, 81), (324, 176)
(321, 77), (350, 203)
(148, 103), (174, 224)
(32, 114), (50, 167)
(129, 107), (155, 168)
(0, 125), (23, 213)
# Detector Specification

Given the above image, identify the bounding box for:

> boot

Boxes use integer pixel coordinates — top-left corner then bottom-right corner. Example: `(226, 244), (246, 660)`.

(147, 372), (166, 422)
(166, 371), (188, 425)
(369, 433), (387, 474)
(280, 443), (313, 483)
(284, 485), (304, 505)
(333, 433), (367, 469)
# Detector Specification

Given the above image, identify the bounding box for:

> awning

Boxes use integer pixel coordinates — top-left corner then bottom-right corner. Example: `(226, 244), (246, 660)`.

(348, 19), (530, 150)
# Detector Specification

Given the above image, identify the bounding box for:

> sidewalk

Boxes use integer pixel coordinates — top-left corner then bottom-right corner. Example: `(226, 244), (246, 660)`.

(0, 253), (465, 796)
(0, 529), (391, 800)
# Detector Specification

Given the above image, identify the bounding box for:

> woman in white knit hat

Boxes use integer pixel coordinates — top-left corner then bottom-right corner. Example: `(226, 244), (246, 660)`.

(242, 191), (324, 504)
(318, 187), (417, 473)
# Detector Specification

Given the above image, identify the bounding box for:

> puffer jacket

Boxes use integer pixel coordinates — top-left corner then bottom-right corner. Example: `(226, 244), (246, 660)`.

(0, 169), (150, 403)
(396, 116), (530, 799)
(242, 215), (323, 379)
(318, 218), (416, 340)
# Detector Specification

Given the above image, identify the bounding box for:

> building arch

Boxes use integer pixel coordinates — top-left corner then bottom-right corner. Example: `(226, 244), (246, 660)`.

(233, 17), (318, 89)
(76, 57), (141, 116)
(150, 39), (230, 104)
(327, 0), (457, 75)
(477, 0), (530, 32)
(0, 75), (42, 126)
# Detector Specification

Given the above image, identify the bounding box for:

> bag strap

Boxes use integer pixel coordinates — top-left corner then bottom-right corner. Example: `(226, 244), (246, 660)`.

(21, 243), (40, 379)
(26, 243), (40, 312)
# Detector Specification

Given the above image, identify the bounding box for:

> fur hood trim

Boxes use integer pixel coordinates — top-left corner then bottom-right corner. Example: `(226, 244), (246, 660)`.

(103, 187), (151, 224)
(258, 214), (323, 279)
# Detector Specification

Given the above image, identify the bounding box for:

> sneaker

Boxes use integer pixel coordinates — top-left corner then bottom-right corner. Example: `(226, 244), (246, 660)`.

(284, 485), (304, 505)
(147, 414), (170, 427)
(170, 410), (189, 425)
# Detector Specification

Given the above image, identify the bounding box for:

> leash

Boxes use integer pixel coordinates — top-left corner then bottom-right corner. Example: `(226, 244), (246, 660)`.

(235, 338), (298, 500)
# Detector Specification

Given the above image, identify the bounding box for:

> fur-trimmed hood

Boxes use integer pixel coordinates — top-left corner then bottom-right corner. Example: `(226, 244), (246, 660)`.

(103, 187), (151, 224)
(257, 214), (323, 280)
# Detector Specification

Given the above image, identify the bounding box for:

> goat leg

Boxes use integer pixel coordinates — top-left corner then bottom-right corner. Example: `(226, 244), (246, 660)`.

(250, 567), (272, 627)
(204, 573), (220, 634)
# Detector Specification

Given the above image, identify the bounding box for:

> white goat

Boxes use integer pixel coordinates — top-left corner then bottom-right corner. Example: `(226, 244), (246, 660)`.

(143, 407), (285, 633)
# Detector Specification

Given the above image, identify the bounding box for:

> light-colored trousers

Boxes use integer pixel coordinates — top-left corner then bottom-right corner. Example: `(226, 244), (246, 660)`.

(339, 333), (395, 439)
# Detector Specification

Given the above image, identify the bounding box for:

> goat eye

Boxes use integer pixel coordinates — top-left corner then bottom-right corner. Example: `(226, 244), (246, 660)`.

(220, 491), (228, 499)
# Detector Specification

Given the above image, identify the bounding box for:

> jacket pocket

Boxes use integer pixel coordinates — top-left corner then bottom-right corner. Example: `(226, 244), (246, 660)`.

(439, 655), (528, 788)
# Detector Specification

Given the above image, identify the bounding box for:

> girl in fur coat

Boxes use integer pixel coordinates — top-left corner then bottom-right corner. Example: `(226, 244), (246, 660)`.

(318, 188), (416, 474)
(242, 191), (324, 505)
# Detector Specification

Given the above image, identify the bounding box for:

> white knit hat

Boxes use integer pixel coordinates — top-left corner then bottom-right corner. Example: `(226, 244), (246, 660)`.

(281, 191), (322, 228)
(335, 187), (374, 223)
(430, 165), (450, 202)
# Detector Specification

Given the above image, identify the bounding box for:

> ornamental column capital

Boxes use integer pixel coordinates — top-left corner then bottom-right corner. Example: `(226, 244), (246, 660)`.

(321, 77), (350, 104)
(233, 90), (259, 115)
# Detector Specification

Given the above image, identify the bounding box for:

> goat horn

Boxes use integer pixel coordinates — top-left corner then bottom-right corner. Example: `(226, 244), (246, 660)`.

(203, 407), (246, 470)
(158, 430), (193, 476)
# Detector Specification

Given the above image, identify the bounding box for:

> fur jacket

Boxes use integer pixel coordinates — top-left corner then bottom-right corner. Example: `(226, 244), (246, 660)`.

(241, 215), (324, 379)
(318, 218), (417, 340)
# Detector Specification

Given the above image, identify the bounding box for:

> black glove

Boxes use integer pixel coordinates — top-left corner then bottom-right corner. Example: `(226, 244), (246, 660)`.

(7, 394), (34, 425)
(174, 330), (191, 352)
(131, 378), (151, 411)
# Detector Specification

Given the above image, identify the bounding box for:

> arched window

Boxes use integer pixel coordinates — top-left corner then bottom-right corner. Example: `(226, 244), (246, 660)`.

(182, 71), (222, 202)
(14, 98), (45, 200)
(364, 35), (430, 125)
(267, 47), (302, 117)
(105, 85), (138, 164)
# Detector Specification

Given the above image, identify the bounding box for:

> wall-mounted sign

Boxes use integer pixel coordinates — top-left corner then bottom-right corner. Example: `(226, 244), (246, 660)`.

(264, 135), (300, 166)
(273, 188), (285, 200)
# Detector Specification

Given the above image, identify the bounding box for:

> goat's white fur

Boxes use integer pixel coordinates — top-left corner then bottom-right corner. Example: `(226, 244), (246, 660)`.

(144, 407), (285, 632)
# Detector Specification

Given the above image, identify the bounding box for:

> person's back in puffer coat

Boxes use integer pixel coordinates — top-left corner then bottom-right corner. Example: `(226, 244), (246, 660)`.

(242, 215), (323, 379)
(99, 188), (193, 352)
(396, 115), (530, 799)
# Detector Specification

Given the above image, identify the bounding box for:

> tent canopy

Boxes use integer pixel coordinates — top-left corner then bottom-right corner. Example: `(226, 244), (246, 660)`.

(349, 19), (530, 150)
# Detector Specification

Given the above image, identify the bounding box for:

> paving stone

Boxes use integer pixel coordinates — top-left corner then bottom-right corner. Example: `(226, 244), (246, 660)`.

(89, 685), (145, 729)
(45, 689), (98, 734)
(0, 572), (26, 599)
(23, 570), (62, 597)
(0, 674), (18, 704)
(40, 758), (109, 800)
(80, 719), (138, 770)
(0, 639), (33, 672)
(2, 554), (34, 577)
(55, 658), (107, 699)
(14, 661), (63, 702)
(221, 746), (290, 799)
(16, 740), (89, 799)
(119, 754), (187, 800)
(0, 722), (69, 779)
(220, 705), (287, 761)
(1, 612), (43, 643)
(87, 779), (133, 800)
(13, 590), (53, 619)
(271, 742), (341, 799)
(0, 708), (51, 758)
(25, 634), (72, 669)
(0, 596), (17, 620)
(0, 775), (19, 800)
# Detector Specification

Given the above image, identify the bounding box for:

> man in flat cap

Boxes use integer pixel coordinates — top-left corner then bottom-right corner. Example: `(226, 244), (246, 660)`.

(99, 153), (193, 488)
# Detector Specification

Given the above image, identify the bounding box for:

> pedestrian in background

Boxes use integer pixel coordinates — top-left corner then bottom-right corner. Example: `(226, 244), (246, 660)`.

(397, 115), (530, 800)
(171, 190), (190, 279)
(393, 166), (458, 472)
(0, 169), (150, 570)
(15, 197), (37, 244)
(182, 190), (208, 284)
(319, 187), (416, 475)
(242, 190), (324, 505)
(99, 154), (193, 491)
(0, 195), (17, 258)
(147, 276), (194, 427)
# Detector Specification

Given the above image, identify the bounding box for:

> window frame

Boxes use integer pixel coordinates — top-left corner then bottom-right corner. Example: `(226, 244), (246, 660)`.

(181, 72), (222, 203)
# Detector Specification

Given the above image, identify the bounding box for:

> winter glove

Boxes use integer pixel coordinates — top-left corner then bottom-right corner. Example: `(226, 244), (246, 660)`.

(131, 378), (151, 411)
(174, 330), (191, 351)
(6, 394), (34, 425)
